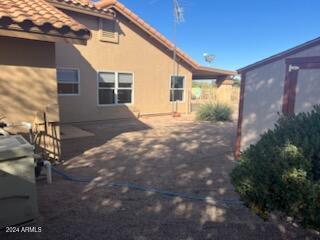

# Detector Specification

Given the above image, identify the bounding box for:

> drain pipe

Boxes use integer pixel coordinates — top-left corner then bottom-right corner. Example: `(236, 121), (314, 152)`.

(43, 160), (52, 184)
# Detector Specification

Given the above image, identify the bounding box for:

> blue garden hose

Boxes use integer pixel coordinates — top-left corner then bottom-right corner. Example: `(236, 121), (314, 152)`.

(52, 167), (242, 205)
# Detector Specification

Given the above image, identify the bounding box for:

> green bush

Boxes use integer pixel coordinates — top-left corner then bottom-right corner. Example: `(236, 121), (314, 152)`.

(196, 103), (232, 122)
(231, 106), (320, 230)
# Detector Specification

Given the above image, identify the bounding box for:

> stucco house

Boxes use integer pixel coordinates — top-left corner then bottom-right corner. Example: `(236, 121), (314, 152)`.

(236, 37), (320, 157)
(48, 0), (236, 123)
(1, 0), (235, 158)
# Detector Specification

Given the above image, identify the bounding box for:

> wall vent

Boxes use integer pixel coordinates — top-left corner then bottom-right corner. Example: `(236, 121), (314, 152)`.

(99, 18), (119, 43)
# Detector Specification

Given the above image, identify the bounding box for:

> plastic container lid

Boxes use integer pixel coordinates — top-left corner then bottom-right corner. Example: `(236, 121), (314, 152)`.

(0, 135), (33, 161)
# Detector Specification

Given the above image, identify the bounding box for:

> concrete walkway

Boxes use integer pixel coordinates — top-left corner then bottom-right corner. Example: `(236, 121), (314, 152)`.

(2, 116), (318, 239)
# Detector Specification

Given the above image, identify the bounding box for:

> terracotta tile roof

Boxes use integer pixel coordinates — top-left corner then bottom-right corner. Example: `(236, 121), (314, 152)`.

(95, 0), (235, 76)
(0, 0), (90, 39)
(49, 0), (113, 15)
(55, 0), (95, 8)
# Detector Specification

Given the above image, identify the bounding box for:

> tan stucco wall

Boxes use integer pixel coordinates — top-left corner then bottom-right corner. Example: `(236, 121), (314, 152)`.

(241, 44), (320, 151)
(0, 36), (58, 125)
(56, 11), (193, 123)
(0, 36), (60, 159)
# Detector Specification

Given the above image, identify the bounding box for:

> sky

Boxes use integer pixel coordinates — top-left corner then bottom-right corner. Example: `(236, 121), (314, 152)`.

(117, 0), (320, 70)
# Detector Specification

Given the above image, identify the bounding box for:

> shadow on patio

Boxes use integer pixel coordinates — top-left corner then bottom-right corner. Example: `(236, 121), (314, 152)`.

(60, 117), (151, 160)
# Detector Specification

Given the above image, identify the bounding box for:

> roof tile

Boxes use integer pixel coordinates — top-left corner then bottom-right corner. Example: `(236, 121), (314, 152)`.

(53, 0), (96, 9)
(49, 0), (112, 14)
(0, 0), (90, 39)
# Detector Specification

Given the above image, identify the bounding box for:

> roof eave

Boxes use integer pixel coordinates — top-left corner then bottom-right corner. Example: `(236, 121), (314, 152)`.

(193, 66), (237, 79)
(0, 28), (89, 45)
(196, 66), (237, 75)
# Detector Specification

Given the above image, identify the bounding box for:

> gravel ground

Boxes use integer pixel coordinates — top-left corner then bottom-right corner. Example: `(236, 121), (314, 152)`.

(1, 116), (319, 240)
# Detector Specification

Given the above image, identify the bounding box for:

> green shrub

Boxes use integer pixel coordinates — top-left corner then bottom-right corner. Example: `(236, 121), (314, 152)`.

(196, 103), (232, 122)
(231, 106), (320, 230)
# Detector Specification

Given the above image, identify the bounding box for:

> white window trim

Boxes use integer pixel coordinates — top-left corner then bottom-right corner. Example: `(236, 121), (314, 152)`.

(169, 75), (186, 103)
(97, 70), (134, 107)
(57, 67), (80, 96)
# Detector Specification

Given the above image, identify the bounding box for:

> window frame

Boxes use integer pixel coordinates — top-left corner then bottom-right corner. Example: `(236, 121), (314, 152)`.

(169, 75), (186, 102)
(57, 67), (80, 96)
(97, 70), (134, 107)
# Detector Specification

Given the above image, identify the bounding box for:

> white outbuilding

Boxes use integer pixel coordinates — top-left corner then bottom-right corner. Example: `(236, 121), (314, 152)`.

(236, 37), (320, 156)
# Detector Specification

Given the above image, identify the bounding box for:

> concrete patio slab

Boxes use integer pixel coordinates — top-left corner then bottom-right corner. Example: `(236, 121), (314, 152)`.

(60, 125), (95, 140)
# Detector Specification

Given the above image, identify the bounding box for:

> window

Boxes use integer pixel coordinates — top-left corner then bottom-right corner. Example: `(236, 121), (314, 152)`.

(118, 73), (133, 104)
(99, 18), (119, 43)
(170, 76), (185, 101)
(57, 68), (79, 95)
(98, 72), (133, 105)
(98, 72), (116, 105)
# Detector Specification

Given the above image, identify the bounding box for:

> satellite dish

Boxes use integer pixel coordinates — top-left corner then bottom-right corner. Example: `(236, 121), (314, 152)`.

(203, 53), (215, 65)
